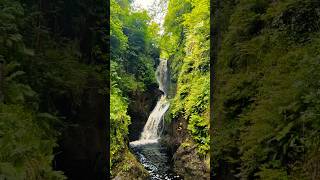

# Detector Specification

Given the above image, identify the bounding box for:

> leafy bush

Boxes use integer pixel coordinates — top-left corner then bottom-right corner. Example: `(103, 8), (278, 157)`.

(162, 0), (210, 156)
(212, 0), (320, 178)
(0, 104), (65, 180)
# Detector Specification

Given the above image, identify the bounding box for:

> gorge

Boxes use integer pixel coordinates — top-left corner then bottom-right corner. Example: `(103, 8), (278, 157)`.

(130, 59), (181, 179)
(110, 0), (210, 179)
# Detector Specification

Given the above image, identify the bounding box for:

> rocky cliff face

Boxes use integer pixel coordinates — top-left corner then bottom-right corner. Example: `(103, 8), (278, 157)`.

(161, 117), (188, 156)
(161, 117), (210, 180)
(173, 140), (210, 180)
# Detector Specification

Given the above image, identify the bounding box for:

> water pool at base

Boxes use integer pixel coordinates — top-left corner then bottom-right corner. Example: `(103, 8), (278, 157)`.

(130, 142), (182, 180)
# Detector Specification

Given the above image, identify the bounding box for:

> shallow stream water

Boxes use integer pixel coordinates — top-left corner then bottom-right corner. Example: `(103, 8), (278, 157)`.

(130, 142), (182, 180)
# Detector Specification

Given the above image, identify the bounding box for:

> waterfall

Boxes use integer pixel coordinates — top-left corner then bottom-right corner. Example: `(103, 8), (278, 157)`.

(156, 59), (169, 96)
(131, 59), (170, 146)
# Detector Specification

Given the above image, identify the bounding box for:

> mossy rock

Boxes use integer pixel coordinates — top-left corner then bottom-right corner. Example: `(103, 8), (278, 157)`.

(112, 150), (149, 180)
(173, 139), (210, 180)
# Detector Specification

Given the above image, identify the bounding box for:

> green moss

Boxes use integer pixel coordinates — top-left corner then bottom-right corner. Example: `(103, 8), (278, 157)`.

(111, 149), (149, 179)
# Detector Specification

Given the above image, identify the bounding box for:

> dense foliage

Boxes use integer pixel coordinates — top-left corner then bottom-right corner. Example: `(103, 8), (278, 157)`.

(0, 0), (107, 178)
(110, 0), (160, 176)
(213, 0), (320, 179)
(0, 1), (63, 178)
(161, 0), (210, 156)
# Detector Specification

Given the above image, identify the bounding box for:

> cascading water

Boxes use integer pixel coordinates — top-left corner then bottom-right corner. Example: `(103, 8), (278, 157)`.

(130, 59), (181, 180)
(131, 59), (170, 145)
(139, 96), (169, 141)
(157, 59), (169, 96)
(139, 59), (169, 142)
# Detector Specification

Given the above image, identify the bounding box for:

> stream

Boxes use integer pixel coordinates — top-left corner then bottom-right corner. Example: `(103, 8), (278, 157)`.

(130, 141), (181, 180)
(129, 59), (182, 180)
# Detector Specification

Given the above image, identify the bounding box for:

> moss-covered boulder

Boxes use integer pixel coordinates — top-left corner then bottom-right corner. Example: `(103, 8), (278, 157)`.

(112, 150), (149, 180)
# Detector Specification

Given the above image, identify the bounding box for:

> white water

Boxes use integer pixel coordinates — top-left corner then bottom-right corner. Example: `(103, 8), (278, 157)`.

(156, 59), (169, 96)
(130, 59), (170, 146)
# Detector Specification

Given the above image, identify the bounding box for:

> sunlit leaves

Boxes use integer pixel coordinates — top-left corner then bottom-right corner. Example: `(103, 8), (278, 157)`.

(111, 0), (129, 55)
(162, 0), (210, 156)
(110, 86), (131, 169)
(110, 0), (161, 175)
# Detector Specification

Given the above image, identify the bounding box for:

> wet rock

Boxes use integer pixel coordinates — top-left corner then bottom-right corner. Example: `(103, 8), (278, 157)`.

(161, 117), (210, 179)
(112, 150), (149, 180)
(173, 141), (210, 180)
(160, 117), (188, 157)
